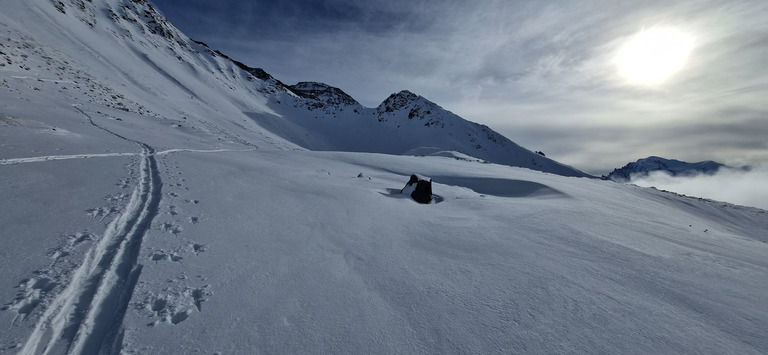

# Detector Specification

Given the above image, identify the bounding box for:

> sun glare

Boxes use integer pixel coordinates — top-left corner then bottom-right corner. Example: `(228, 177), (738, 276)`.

(617, 27), (693, 84)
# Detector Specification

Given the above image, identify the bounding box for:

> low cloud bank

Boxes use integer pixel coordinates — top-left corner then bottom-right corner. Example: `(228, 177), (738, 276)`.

(630, 165), (768, 211)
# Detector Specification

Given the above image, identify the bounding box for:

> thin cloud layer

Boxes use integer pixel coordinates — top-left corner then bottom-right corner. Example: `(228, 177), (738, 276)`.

(150, 0), (768, 174)
(630, 165), (768, 210)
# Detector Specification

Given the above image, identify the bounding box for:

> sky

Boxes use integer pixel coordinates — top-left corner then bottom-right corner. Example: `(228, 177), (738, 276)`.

(148, 0), (767, 175)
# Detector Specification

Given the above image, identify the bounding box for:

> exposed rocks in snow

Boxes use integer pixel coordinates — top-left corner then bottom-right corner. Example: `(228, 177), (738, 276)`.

(289, 82), (361, 112)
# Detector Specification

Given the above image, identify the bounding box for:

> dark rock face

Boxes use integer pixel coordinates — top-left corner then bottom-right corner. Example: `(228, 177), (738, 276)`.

(289, 82), (360, 109)
(374, 91), (443, 128)
(377, 90), (420, 113)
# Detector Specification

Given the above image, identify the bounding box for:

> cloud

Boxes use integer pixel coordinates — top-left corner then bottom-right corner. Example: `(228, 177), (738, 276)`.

(629, 165), (768, 210)
(452, 97), (768, 175)
(151, 0), (768, 173)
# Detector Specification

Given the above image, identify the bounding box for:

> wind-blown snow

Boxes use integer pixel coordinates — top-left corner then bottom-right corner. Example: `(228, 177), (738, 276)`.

(1, 0), (767, 354)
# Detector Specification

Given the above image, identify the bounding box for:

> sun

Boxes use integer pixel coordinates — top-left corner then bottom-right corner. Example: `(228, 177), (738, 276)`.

(616, 27), (693, 84)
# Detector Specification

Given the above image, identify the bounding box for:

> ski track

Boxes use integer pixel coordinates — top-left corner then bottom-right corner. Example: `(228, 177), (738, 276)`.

(10, 107), (259, 354)
(13, 106), (260, 354)
(17, 108), (163, 355)
(0, 148), (256, 165)
(19, 145), (161, 355)
(155, 148), (258, 156)
(0, 153), (137, 165)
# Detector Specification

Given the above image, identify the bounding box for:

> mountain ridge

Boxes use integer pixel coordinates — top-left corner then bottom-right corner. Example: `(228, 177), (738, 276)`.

(4, 0), (590, 178)
(207, 45), (592, 177)
(605, 156), (728, 182)
(142, 0), (590, 177)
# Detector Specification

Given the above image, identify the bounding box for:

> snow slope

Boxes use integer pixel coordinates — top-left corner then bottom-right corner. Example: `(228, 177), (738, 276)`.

(261, 84), (591, 177)
(1, 0), (767, 353)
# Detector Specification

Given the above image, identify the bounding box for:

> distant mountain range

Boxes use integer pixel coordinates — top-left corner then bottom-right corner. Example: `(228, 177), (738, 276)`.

(604, 156), (730, 182)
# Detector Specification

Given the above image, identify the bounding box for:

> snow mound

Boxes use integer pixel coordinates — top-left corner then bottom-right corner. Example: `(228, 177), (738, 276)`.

(403, 147), (484, 161)
(434, 176), (568, 198)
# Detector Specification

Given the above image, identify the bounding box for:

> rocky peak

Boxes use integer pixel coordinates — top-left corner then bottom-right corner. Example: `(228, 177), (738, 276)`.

(288, 82), (360, 108)
(377, 90), (421, 113)
(374, 90), (447, 127)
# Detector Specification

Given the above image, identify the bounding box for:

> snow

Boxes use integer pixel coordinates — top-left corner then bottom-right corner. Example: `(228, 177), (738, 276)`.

(1, 0), (767, 353)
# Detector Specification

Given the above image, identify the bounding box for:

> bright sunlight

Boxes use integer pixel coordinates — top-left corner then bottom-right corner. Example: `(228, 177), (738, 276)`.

(616, 27), (693, 84)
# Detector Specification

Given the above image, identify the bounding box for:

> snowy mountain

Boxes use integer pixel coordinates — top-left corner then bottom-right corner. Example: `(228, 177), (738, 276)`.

(1, 0), (767, 354)
(259, 84), (591, 177)
(605, 156), (727, 182)
(6, 0), (591, 178)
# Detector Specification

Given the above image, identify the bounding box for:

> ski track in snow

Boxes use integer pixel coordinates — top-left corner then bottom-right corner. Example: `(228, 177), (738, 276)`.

(0, 153), (137, 165)
(0, 107), (256, 165)
(154, 148), (258, 156)
(17, 108), (163, 354)
(11, 106), (259, 354)
(0, 148), (255, 165)
(7, 107), (237, 354)
(19, 147), (159, 355)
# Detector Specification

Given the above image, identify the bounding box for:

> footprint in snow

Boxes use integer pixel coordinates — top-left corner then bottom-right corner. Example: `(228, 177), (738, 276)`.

(171, 311), (189, 325)
(151, 298), (168, 313)
(150, 250), (183, 263)
(137, 285), (211, 326)
(47, 232), (93, 261)
(85, 206), (119, 219)
(3, 276), (60, 322)
(191, 243), (206, 254)
(160, 222), (183, 235)
(116, 178), (130, 188)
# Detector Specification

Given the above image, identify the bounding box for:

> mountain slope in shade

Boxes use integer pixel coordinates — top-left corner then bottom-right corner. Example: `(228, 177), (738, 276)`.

(5, 0), (590, 177)
(606, 156), (727, 182)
